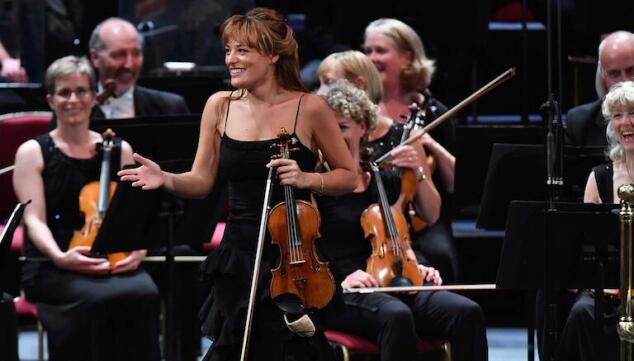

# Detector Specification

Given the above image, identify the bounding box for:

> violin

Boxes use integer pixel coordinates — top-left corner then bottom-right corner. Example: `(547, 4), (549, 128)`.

(396, 101), (435, 233)
(96, 79), (117, 105)
(268, 128), (335, 312)
(362, 161), (422, 287)
(68, 129), (128, 270)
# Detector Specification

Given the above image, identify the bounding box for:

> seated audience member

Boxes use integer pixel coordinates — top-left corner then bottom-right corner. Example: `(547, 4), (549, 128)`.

(88, 17), (190, 118)
(565, 31), (634, 146)
(542, 81), (634, 361)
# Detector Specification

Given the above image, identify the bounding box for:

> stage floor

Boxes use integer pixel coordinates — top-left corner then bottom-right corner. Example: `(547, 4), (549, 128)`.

(17, 327), (537, 361)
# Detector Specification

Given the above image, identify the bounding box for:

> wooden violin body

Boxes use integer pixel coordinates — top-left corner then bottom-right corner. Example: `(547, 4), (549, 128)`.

(397, 101), (435, 233)
(268, 128), (334, 313)
(69, 181), (127, 269)
(362, 163), (423, 288)
(362, 200), (422, 287)
(269, 199), (334, 311)
(68, 129), (128, 270)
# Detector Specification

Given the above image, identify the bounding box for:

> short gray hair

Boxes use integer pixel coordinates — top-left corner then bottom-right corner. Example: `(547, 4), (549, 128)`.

(317, 79), (378, 132)
(89, 17), (139, 52)
(596, 31), (634, 98)
(603, 81), (634, 161)
(45, 55), (95, 95)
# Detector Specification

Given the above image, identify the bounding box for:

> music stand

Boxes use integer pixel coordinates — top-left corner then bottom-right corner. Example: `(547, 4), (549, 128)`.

(90, 181), (162, 255)
(497, 200), (622, 361)
(91, 114), (224, 248)
(497, 200), (620, 291)
(477, 143), (607, 230)
(91, 114), (200, 173)
(0, 202), (29, 293)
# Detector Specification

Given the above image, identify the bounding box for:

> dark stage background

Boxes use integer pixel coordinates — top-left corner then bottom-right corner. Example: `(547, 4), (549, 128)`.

(2, 0), (634, 328)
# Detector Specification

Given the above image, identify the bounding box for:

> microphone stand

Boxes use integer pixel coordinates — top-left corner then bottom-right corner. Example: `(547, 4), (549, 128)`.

(541, 1), (564, 360)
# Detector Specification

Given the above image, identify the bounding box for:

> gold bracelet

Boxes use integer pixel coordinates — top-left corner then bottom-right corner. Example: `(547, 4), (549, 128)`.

(416, 166), (426, 182)
(316, 173), (325, 195)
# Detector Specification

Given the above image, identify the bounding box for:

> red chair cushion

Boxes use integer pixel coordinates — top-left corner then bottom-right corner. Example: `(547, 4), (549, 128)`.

(325, 330), (379, 353)
(0, 223), (24, 254)
(416, 338), (448, 353)
(14, 294), (38, 318)
(202, 222), (225, 252)
(325, 329), (447, 354)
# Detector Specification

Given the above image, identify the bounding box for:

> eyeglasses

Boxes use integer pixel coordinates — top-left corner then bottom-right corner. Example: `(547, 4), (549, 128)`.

(54, 87), (93, 99)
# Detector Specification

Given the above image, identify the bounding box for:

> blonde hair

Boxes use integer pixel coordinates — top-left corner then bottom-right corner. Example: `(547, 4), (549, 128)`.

(364, 18), (435, 91)
(317, 50), (383, 103)
(603, 81), (634, 161)
(222, 7), (305, 92)
(317, 79), (378, 132)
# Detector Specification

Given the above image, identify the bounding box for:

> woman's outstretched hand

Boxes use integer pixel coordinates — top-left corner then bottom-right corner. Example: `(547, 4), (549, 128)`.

(118, 153), (165, 190)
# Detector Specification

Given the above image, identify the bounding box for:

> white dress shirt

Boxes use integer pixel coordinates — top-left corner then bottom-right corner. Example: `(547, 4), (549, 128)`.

(99, 85), (135, 119)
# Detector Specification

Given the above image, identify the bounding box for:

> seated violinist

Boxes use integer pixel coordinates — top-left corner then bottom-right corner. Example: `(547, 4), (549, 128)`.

(316, 80), (488, 361)
(12, 55), (160, 361)
(544, 81), (634, 361)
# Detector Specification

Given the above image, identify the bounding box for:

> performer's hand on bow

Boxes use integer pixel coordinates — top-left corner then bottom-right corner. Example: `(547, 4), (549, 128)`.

(342, 269), (380, 289)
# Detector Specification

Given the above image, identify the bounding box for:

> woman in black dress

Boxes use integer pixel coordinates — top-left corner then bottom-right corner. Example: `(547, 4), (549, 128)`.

(316, 79), (488, 361)
(317, 48), (460, 282)
(13, 55), (160, 361)
(540, 81), (634, 361)
(119, 8), (357, 361)
(363, 19), (461, 282)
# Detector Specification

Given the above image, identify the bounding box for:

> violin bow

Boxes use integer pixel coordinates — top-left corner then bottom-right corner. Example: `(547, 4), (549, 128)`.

(376, 67), (517, 165)
(343, 283), (496, 294)
(0, 165), (15, 176)
(240, 166), (275, 361)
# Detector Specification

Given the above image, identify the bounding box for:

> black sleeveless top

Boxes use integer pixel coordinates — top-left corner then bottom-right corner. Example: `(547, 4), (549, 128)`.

(199, 94), (321, 355)
(24, 133), (121, 257)
(316, 170), (400, 281)
(593, 162), (614, 204)
(367, 122), (405, 161)
(219, 94), (316, 223)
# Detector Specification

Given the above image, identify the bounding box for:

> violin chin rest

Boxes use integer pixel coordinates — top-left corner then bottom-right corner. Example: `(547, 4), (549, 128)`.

(390, 275), (413, 287)
(273, 293), (304, 314)
(284, 313), (316, 337)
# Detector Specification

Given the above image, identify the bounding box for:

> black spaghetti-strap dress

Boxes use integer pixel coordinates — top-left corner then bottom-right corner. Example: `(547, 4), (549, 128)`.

(592, 163), (614, 203)
(199, 95), (335, 361)
(20, 133), (161, 361)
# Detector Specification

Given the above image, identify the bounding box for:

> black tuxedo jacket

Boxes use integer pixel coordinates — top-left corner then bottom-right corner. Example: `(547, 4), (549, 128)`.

(48, 85), (190, 129)
(91, 85), (190, 119)
(564, 99), (606, 147)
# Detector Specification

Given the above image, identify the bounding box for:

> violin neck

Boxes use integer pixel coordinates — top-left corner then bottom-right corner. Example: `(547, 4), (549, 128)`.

(400, 97), (429, 144)
(370, 165), (401, 256)
(283, 184), (302, 247)
(97, 141), (114, 217)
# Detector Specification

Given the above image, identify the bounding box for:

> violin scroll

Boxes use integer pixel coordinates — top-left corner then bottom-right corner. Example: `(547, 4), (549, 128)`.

(96, 79), (117, 105)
